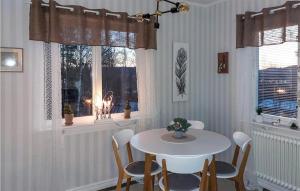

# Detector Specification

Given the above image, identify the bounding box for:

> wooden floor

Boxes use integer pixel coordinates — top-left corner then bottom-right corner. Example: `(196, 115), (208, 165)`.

(102, 179), (258, 191)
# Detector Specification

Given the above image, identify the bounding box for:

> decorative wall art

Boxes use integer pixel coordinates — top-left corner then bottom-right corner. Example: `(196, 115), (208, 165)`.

(0, 47), (23, 72)
(217, 52), (229, 74)
(173, 42), (189, 102)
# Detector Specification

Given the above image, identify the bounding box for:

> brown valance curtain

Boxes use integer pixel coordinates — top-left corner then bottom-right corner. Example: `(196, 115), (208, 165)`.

(30, 0), (157, 49)
(236, 1), (300, 48)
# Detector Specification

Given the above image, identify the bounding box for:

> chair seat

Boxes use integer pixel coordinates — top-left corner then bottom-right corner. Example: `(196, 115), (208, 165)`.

(159, 173), (201, 191)
(215, 161), (237, 179)
(124, 160), (161, 178)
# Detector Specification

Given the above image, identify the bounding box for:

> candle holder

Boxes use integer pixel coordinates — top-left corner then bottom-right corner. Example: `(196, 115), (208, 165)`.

(94, 91), (114, 121)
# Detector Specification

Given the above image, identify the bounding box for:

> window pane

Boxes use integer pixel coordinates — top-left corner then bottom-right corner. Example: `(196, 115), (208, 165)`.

(101, 47), (138, 113)
(258, 42), (298, 118)
(61, 45), (93, 117)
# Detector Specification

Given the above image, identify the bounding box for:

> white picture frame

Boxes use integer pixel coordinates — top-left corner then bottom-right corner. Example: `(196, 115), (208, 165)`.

(0, 47), (23, 72)
(173, 42), (189, 102)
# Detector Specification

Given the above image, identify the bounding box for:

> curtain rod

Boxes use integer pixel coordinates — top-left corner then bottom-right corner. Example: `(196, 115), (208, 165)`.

(242, 2), (300, 19)
(27, 2), (74, 11)
(27, 2), (148, 20)
(27, 2), (124, 17)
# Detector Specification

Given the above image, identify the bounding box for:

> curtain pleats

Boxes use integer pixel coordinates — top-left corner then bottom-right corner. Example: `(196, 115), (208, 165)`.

(29, 0), (157, 49)
(236, 1), (300, 48)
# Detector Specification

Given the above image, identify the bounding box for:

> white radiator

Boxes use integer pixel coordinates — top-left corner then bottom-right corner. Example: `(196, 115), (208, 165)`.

(251, 124), (300, 191)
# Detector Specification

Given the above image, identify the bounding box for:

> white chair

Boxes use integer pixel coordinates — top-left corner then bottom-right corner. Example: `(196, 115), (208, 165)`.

(214, 131), (252, 191)
(112, 129), (161, 191)
(188, 120), (205, 130)
(156, 154), (212, 191)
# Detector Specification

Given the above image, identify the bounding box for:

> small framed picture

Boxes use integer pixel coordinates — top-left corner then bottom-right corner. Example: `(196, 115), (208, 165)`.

(0, 47), (23, 72)
(218, 52), (229, 74)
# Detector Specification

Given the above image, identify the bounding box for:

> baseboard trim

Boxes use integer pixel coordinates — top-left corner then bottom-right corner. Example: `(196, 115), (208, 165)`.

(66, 176), (298, 191)
(66, 178), (119, 191)
(258, 178), (296, 191)
(66, 177), (140, 191)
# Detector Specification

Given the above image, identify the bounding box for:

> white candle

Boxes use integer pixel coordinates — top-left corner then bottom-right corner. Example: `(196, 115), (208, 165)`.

(95, 95), (102, 109)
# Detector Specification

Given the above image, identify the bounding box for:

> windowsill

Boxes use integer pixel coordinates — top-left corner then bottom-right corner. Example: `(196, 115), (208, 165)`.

(251, 121), (300, 138)
(260, 113), (296, 125)
(62, 112), (140, 135)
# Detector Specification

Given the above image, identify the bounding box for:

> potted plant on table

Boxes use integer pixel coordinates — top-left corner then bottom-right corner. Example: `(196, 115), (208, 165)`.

(167, 118), (191, 138)
(255, 107), (263, 123)
(290, 122), (298, 130)
(64, 104), (74, 126)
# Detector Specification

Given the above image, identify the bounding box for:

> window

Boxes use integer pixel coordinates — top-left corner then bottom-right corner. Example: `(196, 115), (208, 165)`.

(101, 47), (138, 113)
(61, 45), (93, 117)
(59, 45), (138, 118)
(258, 42), (298, 118)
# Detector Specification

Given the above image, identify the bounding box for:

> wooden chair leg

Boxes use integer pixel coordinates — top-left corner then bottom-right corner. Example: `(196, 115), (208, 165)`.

(238, 178), (246, 191)
(126, 177), (131, 191)
(144, 153), (154, 191)
(234, 181), (239, 191)
(207, 175), (211, 191)
(233, 179), (246, 191)
(152, 176), (155, 188)
(209, 158), (217, 191)
(162, 159), (169, 191)
(232, 176), (246, 191)
(156, 173), (161, 182)
(116, 174), (124, 191)
(197, 171), (202, 177)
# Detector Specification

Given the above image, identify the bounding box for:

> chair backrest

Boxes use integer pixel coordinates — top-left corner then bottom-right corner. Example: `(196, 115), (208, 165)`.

(156, 154), (212, 174)
(231, 131), (252, 178)
(188, 120), (205, 130)
(233, 131), (251, 152)
(112, 129), (134, 149)
(112, 129), (134, 174)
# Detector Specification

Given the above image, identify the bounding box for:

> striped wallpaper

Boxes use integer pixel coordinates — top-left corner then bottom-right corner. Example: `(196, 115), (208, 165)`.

(204, 0), (290, 160)
(0, 0), (291, 190)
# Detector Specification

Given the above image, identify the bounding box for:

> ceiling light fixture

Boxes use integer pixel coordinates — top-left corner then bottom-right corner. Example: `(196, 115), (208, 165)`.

(132, 0), (189, 29)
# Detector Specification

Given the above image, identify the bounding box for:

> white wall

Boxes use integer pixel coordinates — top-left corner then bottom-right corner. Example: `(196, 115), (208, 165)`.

(1, 0), (292, 190)
(0, 0), (206, 190)
(1, 1), (44, 191)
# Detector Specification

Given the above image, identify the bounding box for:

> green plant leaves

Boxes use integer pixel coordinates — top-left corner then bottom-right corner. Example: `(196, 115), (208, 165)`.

(167, 118), (191, 132)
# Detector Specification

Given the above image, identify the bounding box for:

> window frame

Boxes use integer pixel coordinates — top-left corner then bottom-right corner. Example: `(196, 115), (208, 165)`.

(256, 42), (299, 123)
(59, 46), (139, 124)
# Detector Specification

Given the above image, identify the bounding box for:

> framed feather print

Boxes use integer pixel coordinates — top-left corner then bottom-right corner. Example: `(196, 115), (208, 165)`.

(173, 42), (189, 102)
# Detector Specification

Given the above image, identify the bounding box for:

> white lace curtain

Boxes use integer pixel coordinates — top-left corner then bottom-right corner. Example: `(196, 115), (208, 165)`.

(30, 42), (65, 191)
(136, 49), (160, 132)
(234, 48), (258, 190)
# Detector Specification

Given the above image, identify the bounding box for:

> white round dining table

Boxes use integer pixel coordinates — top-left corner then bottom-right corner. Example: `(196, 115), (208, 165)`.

(130, 128), (231, 191)
(130, 128), (231, 157)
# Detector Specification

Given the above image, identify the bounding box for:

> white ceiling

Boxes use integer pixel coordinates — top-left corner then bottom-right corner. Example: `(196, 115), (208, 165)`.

(186, 0), (223, 6)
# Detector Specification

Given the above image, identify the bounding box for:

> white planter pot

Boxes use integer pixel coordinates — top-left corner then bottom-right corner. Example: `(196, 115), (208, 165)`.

(173, 131), (185, 139)
(255, 115), (263, 123)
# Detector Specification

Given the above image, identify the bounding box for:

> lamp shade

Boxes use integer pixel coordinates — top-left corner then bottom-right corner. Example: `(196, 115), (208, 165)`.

(178, 3), (189, 12)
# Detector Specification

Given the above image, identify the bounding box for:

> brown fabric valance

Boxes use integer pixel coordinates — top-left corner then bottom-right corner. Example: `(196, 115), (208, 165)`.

(30, 0), (157, 49)
(236, 1), (300, 48)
